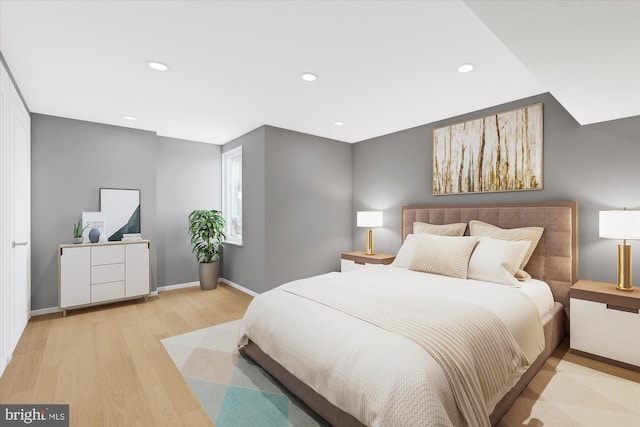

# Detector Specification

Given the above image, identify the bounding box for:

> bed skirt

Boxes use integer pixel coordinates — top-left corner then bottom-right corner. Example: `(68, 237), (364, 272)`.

(241, 302), (565, 427)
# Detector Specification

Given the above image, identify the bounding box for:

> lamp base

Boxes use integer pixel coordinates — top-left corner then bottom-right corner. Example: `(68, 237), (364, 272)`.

(365, 228), (375, 255)
(616, 244), (633, 292)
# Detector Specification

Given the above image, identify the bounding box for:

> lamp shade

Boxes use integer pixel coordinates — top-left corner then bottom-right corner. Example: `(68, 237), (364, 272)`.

(599, 210), (640, 240)
(357, 211), (383, 228)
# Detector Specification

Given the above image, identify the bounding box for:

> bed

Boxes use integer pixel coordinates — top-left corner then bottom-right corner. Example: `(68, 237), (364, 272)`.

(238, 202), (578, 426)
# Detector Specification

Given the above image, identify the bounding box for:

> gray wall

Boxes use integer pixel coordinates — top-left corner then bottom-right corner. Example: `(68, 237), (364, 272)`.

(31, 114), (158, 310)
(156, 136), (221, 287)
(264, 126), (352, 287)
(222, 126), (352, 293)
(353, 93), (640, 284)
(31, 114), (221, 310)
(31, 92), (638, 308)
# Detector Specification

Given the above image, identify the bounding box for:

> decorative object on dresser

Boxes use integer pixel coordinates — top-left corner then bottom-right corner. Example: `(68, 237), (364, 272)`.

(341, 251), (395, 272)
(570, 279), (640, 372)
(121, 233), (142, 241)
(433, 103), (543, 195)
(356, 210), (383, 255)
(188, 210), (226, 290)
(81, 211), (106, 243)
(58, 240), (151, 316)
(100, 188), (141, 241)
(88, 227), (101, 243)
(599, 208), (640, 291)
(72, 221), (87, 244)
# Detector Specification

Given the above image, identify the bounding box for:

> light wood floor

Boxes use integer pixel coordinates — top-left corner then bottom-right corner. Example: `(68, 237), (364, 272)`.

(0, 284), (253, 427)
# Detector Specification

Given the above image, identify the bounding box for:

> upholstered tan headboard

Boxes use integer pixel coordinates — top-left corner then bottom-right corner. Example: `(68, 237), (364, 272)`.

(402, 202), (578, 309)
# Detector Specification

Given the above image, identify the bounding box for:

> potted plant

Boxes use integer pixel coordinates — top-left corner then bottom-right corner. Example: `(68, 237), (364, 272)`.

(72, 221), (87, 244)
(188, 210), (226, 290)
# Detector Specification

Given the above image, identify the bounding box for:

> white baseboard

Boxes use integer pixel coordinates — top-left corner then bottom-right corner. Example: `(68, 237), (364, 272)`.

(220, 278), (259, 297)
(156, 281), (199, 292)
(31, 280), (253, 317)
(31, 289), (165, 316)
(31, 306), (62, 316)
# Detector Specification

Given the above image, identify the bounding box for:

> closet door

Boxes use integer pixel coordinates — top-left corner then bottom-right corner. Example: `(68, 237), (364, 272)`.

(9, 84), (31, 352)
(0, 60), (10, 376)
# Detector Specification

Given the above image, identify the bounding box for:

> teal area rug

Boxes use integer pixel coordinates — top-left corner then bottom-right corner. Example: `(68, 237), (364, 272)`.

(161, 320), (328, 427)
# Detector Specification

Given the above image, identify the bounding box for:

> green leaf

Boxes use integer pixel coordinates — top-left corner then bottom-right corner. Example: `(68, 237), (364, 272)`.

(187, 209), (227, 263)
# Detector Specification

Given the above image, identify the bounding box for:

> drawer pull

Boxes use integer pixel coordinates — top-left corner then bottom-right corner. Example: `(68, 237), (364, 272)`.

(606, 304), (639, 314)
(355, 260), (366, 265)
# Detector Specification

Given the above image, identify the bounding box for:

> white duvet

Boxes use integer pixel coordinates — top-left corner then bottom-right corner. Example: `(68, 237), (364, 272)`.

(238, 265), (551, 427)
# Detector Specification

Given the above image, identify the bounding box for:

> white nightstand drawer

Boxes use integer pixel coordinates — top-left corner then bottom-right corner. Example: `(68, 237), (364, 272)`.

(341, 259), (365, 272)
(571, 298), (640, 366)
(91, 281), (125, 303)
(91, 263), (125, 284)
(92, 245), (125, 265)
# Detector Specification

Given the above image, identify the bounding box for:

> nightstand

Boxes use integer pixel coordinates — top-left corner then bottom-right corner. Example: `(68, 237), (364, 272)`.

(341, 251), (395, 272)
(570, 280), (640, 372)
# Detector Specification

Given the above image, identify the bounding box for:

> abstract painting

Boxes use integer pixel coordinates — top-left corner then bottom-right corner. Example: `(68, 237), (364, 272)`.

(99, 188), (141, 241)
(433, 103), (543, 195)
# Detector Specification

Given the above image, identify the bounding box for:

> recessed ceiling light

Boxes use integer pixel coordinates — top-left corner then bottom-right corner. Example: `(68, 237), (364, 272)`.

(334, 121), (344, 126)
(148, 61), (169, 71)
(301, 72), (317, 82)
(122, 115), (137, 121)
(457, 63), (474, 73)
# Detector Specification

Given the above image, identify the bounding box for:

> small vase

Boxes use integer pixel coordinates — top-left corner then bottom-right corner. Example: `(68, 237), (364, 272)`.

(72, 237), (83, 244)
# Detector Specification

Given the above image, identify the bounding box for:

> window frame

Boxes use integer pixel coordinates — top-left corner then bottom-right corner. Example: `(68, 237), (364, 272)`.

(222, 145), (243, 246)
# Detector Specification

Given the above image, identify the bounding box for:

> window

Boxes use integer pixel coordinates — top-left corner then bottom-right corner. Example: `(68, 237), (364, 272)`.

(222, 146), (242, 245)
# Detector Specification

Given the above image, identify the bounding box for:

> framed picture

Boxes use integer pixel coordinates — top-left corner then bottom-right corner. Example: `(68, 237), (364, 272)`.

(81, 211), (107, 243)
(433, 103), (543, 195)
(99, 188), (141, 241)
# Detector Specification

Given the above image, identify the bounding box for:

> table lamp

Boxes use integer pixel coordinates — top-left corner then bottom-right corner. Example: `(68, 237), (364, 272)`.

(599, 208), (640, 291)
(357, 211), (383, 255)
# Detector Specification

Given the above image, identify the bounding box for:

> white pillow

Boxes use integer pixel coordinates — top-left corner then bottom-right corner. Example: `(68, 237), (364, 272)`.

(467, 237), (530, 287)
(413, 222), (467, 236)
(469, 220), (544, 279)
(391, 234), (418, 269)
(409, 235), (479, 279)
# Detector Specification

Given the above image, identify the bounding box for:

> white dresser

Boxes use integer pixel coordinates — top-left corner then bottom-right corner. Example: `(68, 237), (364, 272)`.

(58, 240), (151, 315)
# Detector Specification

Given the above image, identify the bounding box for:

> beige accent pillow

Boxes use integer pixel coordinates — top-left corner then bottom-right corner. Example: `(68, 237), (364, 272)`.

(394, 224), (467, 269)
(413, 222), (467, 236)
(409, 235), (479, 279)
(468, 237), (530, 287)
(469, 220), (544, 279)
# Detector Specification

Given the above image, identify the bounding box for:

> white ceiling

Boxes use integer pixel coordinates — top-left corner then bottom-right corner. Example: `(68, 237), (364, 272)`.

(0, 1), (638, 145)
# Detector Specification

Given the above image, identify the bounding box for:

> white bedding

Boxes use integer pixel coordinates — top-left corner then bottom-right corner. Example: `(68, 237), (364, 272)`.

(238, 265), (551, 427)
(514, 278), (555, 317)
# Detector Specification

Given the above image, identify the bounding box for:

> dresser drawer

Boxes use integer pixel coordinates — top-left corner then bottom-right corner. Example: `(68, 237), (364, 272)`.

(91, 245), (125, 265)
(571, 298), (640, 366)
(91, 281), (125, 303)
(91, 263), (125, 284)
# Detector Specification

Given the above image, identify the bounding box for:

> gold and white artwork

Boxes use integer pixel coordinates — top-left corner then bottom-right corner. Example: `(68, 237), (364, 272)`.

(433, 103), (543, 195)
